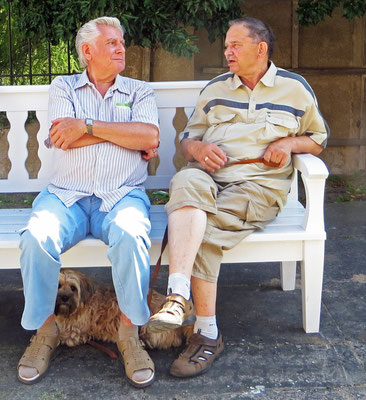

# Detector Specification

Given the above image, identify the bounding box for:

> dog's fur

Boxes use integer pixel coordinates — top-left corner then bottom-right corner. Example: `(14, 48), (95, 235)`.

(54, 269), (193, 350)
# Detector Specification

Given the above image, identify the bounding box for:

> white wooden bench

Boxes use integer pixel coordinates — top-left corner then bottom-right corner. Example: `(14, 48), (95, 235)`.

(0, 82), (329, 333)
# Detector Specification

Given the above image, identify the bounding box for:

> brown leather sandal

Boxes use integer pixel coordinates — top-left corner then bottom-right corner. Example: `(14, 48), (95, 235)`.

(117, 337), (155, 388)
(18, 334), (60, 384)
(170, 330), (224, 378)
(148, 294), (196, 333)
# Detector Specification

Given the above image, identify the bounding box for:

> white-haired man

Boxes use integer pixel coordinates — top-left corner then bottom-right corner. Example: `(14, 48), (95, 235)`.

(148, 17), (329, 378)
(18, 16), (159, 388)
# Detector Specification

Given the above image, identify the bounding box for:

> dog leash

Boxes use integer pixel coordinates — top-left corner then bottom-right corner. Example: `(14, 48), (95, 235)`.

(147, 227), (168, 307)
(87, 340), (119, 359)
(225, 157), (280, 168)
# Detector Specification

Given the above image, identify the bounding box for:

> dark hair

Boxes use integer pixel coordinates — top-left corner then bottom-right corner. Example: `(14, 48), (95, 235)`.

(229, 17), (275, 59)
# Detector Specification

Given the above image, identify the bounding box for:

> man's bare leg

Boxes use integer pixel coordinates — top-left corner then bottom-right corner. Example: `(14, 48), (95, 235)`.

(191, 276), (217, 316)
(148, 206), (206, 330)
(168, 206), (207, 277)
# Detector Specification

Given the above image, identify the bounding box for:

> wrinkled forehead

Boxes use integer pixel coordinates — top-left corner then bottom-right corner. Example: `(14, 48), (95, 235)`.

(225, 24), (255, 45)
(96, 24), (124, 41)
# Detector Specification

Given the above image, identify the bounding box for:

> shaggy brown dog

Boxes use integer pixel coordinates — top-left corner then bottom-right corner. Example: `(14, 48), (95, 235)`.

(54, 269), (193, 350)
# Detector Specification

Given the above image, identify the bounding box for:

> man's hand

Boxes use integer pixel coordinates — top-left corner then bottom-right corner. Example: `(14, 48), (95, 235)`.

(263, 137), (293, 168)
(141, 148), (159, 161)
(263, 136), (324, 168)
(50, 118), (86, 150)
(181, 139), (227, 173)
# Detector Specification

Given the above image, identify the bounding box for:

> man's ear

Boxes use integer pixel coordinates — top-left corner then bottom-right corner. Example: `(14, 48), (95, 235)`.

(82, 43), (92, 62)
(258, 42), (268, 58)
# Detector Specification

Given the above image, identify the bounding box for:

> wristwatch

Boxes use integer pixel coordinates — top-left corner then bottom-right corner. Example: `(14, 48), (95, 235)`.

(85, 118), (93, 136)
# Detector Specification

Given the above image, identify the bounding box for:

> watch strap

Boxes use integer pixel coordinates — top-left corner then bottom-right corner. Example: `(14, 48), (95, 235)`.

(85, 118), (93, 136)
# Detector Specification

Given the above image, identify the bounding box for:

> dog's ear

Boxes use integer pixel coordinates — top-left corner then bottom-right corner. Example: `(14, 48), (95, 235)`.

(79, 275), (95, 304)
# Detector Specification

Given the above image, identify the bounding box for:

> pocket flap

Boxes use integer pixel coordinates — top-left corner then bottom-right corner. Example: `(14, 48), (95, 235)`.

(266, 113), (299, 130)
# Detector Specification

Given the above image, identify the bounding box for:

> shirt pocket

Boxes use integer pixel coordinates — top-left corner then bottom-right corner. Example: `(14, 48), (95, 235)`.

(113, 105), (132, 122)
(263, 111), (300, 140)
(207, 111), (237, 126)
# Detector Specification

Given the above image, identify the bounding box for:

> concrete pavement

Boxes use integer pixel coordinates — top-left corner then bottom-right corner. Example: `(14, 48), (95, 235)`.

(0, 201), (365, 399)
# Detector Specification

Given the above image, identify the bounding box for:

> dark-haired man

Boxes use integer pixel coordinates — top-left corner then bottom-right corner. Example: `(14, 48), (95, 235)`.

(148, 17), (328, 378)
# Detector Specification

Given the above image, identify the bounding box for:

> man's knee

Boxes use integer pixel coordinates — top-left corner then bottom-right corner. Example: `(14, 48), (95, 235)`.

(108, 220), (151, 251)
(170, 168), (212, 192)
(167, 168), (217, 215)
(20, 228), (61, 260)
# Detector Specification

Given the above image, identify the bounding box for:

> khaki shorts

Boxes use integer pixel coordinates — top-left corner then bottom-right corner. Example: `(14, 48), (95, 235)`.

(165, 167), (280, 282)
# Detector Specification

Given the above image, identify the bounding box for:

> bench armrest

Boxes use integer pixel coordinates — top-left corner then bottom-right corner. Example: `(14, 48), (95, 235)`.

(292, 154), (329, 233)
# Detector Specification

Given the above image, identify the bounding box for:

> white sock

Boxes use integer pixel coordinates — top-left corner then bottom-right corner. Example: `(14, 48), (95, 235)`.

(167, 273), (191, 300)
(194, 315), (218, 339)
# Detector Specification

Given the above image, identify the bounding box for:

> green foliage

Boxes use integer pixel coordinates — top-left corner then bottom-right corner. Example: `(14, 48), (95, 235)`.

(0, 4), (81, 85)
(297, 0), (366, 26)
(147, 190), (170, 205)
(2, 0), (242, 59)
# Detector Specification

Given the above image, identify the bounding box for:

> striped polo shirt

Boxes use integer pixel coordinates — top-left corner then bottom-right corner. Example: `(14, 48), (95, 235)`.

(47, 70), (159, 212)
(180, 62), (329, 206)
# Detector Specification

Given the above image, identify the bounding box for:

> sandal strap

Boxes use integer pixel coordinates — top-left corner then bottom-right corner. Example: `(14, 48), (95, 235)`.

(159, 295), (186, 316)
(18, 334), (60, 375)
(117, 337), (154, 376)
(157, 294), (194, 318)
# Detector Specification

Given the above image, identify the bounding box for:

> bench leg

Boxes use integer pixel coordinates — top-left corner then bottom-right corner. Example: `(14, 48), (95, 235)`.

(280, 261), (297, 291)
(301, 240), (325, 333)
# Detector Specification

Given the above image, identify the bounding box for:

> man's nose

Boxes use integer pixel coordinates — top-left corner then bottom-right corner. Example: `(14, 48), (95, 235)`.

(116, 42), (125, 53)
(224, 47), (232, 57)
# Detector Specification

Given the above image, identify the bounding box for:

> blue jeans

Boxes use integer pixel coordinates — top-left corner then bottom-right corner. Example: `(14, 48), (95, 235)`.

(19, 188), (152, 330)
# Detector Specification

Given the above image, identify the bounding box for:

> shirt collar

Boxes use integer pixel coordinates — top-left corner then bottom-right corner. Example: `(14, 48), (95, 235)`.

(113, 74), (131, 95)
(73, 70), (90, 90)
(259, 61), (277, 87)
(73, 70), (131, 95)
(228, 73), (244, 90)
(228, 61), (278, 90)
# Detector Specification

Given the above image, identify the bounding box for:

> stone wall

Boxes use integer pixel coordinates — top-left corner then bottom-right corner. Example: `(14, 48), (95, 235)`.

(194, 0), (366, 175)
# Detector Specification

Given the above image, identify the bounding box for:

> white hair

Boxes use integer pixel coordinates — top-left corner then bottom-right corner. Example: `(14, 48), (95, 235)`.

(75, 16), (125, 68)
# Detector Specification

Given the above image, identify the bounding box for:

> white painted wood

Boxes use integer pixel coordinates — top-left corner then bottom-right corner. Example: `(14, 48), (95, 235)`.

(0, 83), (329, 333)
(6, 111), (29, 185)
(301, 240), (325, 333)
(36, 110), (54, 181)
(280, 261), (297, 291)
(155, 108), (178, 176)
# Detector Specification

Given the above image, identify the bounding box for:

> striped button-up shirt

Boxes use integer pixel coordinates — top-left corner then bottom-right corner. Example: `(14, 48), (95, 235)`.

(47, 70), (159, 212)
(180, 62), (329, 207)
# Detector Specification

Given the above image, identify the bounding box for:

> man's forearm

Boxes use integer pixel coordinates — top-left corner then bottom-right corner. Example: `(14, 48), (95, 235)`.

(263, 135), (324, 168)
(287, 136), (324, 156)
(50, 117), (159, 151)
(68, 135), (106, 148)
(92, 120), (159, 150)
